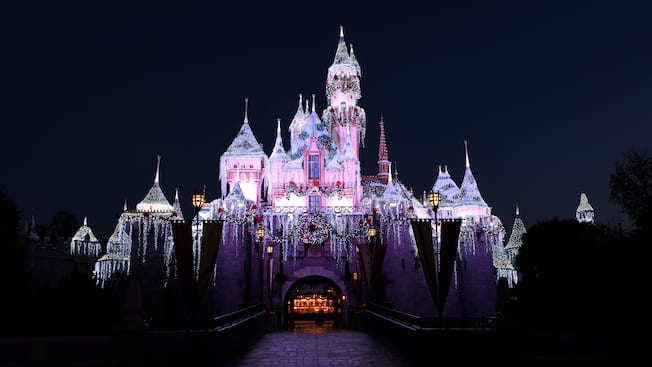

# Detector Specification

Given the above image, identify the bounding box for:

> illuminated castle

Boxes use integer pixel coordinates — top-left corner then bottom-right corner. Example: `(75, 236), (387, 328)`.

(90, 27), (506, 326)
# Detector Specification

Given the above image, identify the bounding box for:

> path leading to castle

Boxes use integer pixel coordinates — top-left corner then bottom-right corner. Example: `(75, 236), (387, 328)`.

(222, 323), (413, 367)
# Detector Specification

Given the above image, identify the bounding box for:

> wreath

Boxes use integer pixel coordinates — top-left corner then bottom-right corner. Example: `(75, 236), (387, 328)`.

(296, 213), (332, 246)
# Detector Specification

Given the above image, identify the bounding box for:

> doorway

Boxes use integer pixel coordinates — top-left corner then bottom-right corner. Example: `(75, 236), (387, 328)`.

(284, 275), (343, 332)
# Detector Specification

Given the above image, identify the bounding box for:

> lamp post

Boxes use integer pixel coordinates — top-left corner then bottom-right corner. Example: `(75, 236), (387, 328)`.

(428, 190), (442, 328)
(256, 225), (265, 304)
(190, 189), (205, 323)
(265, 242), (274, 309)
(428, 190), (441, 242)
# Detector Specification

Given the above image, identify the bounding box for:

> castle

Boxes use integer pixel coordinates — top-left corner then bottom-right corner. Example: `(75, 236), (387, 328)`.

(83, 27), (507, 327)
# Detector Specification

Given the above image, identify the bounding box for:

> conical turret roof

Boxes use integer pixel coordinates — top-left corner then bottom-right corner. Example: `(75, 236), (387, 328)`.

(269, 118), (289, 161)
(504, 204), (526, 250)
(71, 216), (100, 243)
(456, 140), (487, 207)
(332, 25), (351, 65)
(137, 155), (173, 212)
(223, 98), (266, 157)
(432, 165), (461, 207)
(172, 188), (184, 219)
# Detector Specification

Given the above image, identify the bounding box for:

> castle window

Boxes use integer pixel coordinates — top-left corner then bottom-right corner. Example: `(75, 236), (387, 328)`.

(309, 154), (319, 180)
(308, 195), (320, 212)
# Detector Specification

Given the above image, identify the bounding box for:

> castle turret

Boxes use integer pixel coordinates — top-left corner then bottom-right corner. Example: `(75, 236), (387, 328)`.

(136, 155), (173, 213)
(377, 115), (390, 184)
(322, 26), (366, 159)
(453, 140), (490, 221)
(219, 98), (268, 203)
(576, 192), (595, 223)
(269, 118), (288, 192)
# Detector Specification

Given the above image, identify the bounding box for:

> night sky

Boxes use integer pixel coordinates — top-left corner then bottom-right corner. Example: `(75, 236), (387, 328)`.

(2, 1), (651, 240)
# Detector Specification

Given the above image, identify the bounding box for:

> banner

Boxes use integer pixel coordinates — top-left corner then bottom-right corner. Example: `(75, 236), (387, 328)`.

(437, 219), (462, 314)
(197, 220), (224, 302)
(410, 219), (439, 310)
(171, 221), (196, 313)
(357, 243), (374, 297)
(370, 236), (386, 300)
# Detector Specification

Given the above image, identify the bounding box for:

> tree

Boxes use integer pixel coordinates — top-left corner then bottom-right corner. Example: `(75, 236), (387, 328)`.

(0, 188), (20, 245)
(609, 147), (652, 232)
(48, 211), (79, 240)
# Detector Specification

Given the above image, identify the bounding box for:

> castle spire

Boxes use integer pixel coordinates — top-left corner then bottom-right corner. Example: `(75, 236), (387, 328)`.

(311, 93), (316, 113)
(123, 198), (127, 211)
(516, 202), (520, 216)
(83, 216), (88, 226)
(333, 25), (350, 64)
(464, 139), (470, 168)
(155, 154), (161, 183)
(377, 114), (390, 184)
(244, 97), (249, 124)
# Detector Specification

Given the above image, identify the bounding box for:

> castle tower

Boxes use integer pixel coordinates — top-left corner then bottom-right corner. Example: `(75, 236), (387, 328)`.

(322, 26), (367, 160)
(219, 98), (268, 203)
(576, 192), (595, 223)
(377, 115), (390, 184)
(269, 118), (289, 193)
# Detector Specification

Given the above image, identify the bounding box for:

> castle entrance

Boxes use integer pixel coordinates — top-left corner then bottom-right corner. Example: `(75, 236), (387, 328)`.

(284, 275), (343, 332)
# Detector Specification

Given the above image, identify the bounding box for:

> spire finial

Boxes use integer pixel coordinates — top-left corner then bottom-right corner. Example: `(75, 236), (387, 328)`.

(438, 165), (442, 174)
(155, 154), (161, 183)
(516, 202), (520, 216)
(244, 97), (249, 124)
(311, 93), (316, 113)
(123, 197), (127, 211)
(83, 216), (88, 226)
(298, 94), (303, 112)
(276, 118), (281, 134)
(464, 140), (470, 168)
(305, 98), (309, 114)
(175, 188), (179, 201)
(340, 25), (344, 38)
(388, 162), (393, 183)
(444, 164), (448, 174)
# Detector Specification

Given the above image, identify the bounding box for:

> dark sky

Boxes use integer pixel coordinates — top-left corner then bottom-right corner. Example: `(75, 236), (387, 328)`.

(2, 1), (651, 240)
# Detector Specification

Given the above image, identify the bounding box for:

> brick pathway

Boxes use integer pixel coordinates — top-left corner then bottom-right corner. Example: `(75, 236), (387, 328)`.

(221, 325), (413, 367)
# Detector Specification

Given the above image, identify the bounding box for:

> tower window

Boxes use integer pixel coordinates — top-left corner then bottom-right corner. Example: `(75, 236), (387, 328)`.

(309, 154), (320, 180)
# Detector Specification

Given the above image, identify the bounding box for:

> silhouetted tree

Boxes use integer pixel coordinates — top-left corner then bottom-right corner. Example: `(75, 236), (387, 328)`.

(514, 219), (618, 330)
(0, 188), (19, 245)
(0, 188), (27, 299)
(49, 210), (78, 240)
(609, 147), (652, 233)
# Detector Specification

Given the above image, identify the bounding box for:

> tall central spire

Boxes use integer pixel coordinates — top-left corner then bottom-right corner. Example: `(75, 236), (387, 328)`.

(377, 114), (390, 184)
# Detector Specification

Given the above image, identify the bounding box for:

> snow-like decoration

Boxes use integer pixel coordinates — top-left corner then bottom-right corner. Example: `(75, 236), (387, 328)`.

(70, 216), (102, 257)
(576, 192), (595, 223)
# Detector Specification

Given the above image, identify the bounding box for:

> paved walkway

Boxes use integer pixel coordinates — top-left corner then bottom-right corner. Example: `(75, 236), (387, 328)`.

(221, 327), (413, 367)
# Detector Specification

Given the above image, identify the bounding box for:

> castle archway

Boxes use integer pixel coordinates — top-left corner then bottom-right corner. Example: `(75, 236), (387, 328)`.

(284, 275), (343, 331)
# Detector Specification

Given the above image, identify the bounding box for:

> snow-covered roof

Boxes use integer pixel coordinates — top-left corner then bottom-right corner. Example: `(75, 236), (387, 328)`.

(71, 216), (100, 243)
(504, 205), (526, 250)
(455, 141), (487, 207)
(432, 165), (461, 207)
(269, 119), (289, 161)
(576, 192), (594, 212)
(136, 155), (173, 212)
(172, 188), (184, 220)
